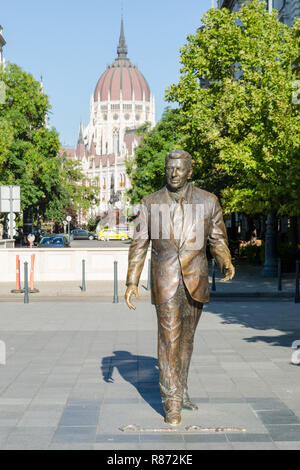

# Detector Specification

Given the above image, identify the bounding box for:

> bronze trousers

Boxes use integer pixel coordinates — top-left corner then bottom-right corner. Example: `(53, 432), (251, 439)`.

(155, 275), (203, 410)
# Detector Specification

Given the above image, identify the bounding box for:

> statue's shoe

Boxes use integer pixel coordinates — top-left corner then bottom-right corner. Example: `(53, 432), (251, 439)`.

(183, 396), (198, 410)
(164, 398), (182, 426)
(165, 410), (181, 426)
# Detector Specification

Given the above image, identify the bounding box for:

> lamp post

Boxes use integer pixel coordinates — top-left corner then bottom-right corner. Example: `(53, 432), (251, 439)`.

(36, 205), (41, 243)
(262, 213), (277, 277)
(66, 215), (71, 241)
(262, 1), (277, 277)
(268, 0), (273, 15)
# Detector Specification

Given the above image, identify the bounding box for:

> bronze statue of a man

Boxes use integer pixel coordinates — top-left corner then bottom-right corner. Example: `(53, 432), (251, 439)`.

(125, 149), (235, 426)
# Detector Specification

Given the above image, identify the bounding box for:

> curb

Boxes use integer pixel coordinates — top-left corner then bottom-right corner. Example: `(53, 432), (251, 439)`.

(0, 294), (295, 303)
(210, 291), (295, 301)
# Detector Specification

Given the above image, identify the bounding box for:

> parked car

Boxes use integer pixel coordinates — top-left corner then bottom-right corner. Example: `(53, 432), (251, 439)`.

(115, 225), (134, 238)
(15, 228), (49, 246)
(38, 234), (70, 248)
(32, 229), (49, 245)
(71, 229), (97, 240)
(98, 228), (129, 241)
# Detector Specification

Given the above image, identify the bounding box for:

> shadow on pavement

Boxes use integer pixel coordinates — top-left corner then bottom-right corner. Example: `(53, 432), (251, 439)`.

(100, 350), (164, 416)
(206, 302), (300, 349)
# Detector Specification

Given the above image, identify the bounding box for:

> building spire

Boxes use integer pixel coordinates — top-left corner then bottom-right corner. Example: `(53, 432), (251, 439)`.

(117, 16), (128, 59)
(78, 122), (84, 145)
(40, 75), (44, 92)
(39, 75), (49, 129)
(0, 26), (6, 66)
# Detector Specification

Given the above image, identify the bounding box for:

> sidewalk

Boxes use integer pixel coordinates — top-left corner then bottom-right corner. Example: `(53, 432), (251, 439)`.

(209, 259), (296, 299)
(0, 259), (296, 302)
(0, 300), (299, 450)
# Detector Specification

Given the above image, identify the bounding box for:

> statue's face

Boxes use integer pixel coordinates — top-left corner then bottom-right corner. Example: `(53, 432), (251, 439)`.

(165, 158), (192, 191)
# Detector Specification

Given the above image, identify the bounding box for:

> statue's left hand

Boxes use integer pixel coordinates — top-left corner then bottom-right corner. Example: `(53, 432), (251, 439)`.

(221, 263), (235, 283)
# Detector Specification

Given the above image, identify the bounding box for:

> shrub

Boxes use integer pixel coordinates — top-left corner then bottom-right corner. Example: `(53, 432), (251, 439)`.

(239, 242), (265, 265)
(278, 242), (300, 272)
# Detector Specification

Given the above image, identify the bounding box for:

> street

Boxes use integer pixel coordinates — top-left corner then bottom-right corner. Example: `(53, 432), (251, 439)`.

(70, 239), (131, 249)
(14, 239), (132, 250)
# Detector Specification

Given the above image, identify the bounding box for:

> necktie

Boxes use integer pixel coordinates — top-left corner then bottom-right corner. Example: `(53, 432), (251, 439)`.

(173, 199), (184, 243)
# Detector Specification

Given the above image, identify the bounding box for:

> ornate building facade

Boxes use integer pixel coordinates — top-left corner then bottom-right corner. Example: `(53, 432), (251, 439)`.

(64, 19), (155, 223)
(0, 26), (6, 65)
(219, 0), (300, 25)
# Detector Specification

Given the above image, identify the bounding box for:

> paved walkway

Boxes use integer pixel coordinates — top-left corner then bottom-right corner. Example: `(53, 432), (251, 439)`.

(0, 259), (297, 302)
(0, 300), (299, 449)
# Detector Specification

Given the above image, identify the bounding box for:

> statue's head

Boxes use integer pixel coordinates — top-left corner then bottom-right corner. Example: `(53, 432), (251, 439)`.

(165, 150), (193, 191)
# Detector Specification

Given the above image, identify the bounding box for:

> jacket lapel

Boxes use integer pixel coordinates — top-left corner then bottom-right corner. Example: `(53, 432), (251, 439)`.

(180, 184), (195, 248)
(163, 187), (176, 242)
(159, 184), (196, 247)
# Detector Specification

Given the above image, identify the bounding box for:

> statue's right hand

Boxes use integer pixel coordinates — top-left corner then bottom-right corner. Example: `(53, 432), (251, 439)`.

(125, 285), (139, 310)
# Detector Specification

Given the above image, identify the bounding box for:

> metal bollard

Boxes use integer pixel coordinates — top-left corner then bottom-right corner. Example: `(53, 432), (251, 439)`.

(146, 259), (151, 291)
(295, 260), (300, 304)
(18, 258), (21, 291)
(212, 259), (216, 291)
(81, 259), (86, 292)
(24, 261), (29, 304)
(113, 261), (119, 303)
(11, 256), (23, 293)
(277, 258), (282, 291)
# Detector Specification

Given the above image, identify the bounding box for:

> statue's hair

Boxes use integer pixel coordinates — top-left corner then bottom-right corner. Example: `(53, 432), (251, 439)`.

(165, 149), (193, 168)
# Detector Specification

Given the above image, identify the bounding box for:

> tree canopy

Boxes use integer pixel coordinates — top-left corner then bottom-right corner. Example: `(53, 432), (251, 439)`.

(166, 0), (300, 215)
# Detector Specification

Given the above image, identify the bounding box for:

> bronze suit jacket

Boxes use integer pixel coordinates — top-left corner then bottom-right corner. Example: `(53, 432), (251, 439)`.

(126, 183), (232, 305)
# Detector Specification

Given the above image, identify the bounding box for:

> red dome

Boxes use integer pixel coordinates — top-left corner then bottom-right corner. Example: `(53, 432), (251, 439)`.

(94, 18), (151, 102)
(94, 61), (150, 102)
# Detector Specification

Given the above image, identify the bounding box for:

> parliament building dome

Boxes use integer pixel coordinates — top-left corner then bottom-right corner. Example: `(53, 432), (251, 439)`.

(93, 21), (151, 103)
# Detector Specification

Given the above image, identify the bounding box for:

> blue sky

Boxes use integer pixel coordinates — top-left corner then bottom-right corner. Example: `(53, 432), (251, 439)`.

(2, 0), (213, 148)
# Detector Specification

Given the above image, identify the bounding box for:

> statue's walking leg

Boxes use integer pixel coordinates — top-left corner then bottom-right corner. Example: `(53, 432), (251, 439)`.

(178, 288), (203, 410)
(156, 294), (183, 425)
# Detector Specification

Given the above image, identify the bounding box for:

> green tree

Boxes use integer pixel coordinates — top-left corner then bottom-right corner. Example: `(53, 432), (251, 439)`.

(166, 0), (300, 215)
(59, 153), (99, 217)
(0, 63), (99, 224)
(126, 108), (186, 204)
(0, 117), (13, 165)
(0, 63), (62, 217)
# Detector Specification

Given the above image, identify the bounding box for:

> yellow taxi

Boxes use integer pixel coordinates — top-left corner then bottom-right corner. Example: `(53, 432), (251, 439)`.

(98, 228), (129, 241)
